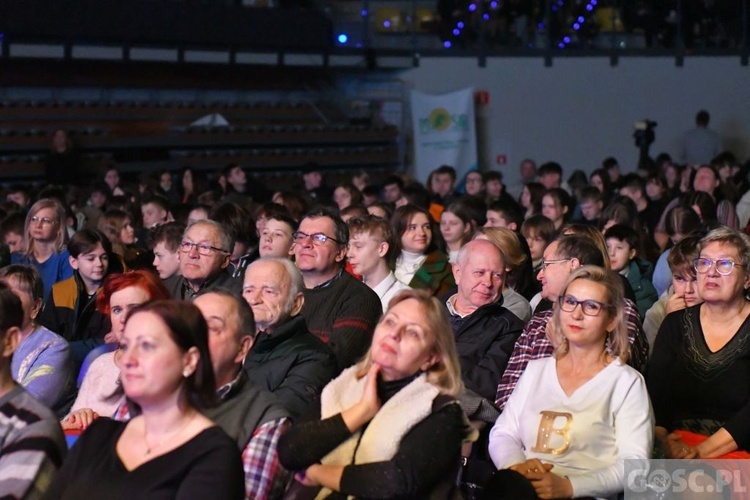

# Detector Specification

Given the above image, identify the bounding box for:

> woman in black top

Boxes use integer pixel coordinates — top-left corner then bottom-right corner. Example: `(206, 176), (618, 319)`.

(648, 227), (750, 459)
(279, 289), (474, 499)
(45, 300), (243, 499)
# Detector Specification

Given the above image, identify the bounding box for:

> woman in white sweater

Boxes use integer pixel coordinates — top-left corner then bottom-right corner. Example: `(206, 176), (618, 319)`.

(488, 266), (653, 500)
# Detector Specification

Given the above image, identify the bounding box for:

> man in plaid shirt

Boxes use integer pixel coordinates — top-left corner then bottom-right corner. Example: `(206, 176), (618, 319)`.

(495, 235), (649, 411)
(116, 290), (290, 499)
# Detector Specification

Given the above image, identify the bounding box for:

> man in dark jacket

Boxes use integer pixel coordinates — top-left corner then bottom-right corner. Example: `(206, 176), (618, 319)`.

(445, 239), (524, 403)
(242, 258), (336, 419)
(164, 219), (241, 300)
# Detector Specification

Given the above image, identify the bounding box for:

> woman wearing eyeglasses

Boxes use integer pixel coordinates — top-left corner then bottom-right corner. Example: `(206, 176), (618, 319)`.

(11, 198), (74, 300)
(647, 227), (750, 459)
(487, 266), (653, 499)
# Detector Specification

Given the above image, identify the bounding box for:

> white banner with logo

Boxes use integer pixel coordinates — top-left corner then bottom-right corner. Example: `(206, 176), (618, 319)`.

(410, 88), (477, 184)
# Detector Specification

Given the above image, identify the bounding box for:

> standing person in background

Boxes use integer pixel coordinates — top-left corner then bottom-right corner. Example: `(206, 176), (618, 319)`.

(680, 110), (722, 165)
(302, 163), (333, 206)
(45, 129), (81, 186)
(11, 198), (74, 300)
(0, 283), (67, 499)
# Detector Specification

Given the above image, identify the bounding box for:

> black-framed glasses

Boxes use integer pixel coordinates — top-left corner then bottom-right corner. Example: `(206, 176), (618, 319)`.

(30, 216), (58, 226)
(292, 231), (340, 246)
(541, 258), (570, 271)
(558, 294), (611, 316)
(179, 241), (228, 256)
(693, 257), (745, 276)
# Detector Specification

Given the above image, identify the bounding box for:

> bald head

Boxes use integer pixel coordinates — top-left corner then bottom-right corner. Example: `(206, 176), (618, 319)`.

(453, 239), (505, 315)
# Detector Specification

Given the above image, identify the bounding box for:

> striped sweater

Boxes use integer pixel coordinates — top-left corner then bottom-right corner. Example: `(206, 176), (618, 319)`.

(0, 385), (67, 499)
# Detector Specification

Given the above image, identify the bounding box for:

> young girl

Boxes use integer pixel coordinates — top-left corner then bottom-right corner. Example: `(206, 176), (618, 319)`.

(440, 200), (478, 264)
(11, 198), (74, 300)
(520, 214), (556, 274)
(392, 205), (454, 296)
(97, 209), (145, 271)
(541, 188), (571, 231)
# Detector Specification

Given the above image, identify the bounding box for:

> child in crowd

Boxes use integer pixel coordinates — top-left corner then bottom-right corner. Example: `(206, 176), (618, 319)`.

(151, 222), (184, 281)
(576, 186), (605, 226)
(38, 229), (111, 367)
(520, 214), (556, 274)
(258, 212), (296, 260)
(347, 215), (411, 312)
(643, 235), (702, 353)
(605, 224), (659, 317)
(0, 212), (25, 254)
(440, 200), (476, 263)
(485, 200), (524, 232)
(140, 195), (171, 229)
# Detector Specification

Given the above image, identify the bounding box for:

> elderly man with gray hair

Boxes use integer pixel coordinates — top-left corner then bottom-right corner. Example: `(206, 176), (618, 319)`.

(242, 258), (337, 419)
(165, 219), (242, 300)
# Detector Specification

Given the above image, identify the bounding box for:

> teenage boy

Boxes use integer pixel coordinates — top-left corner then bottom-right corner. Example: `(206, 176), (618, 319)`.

(0, 283), (66, 498)
(605, 224), (658, 317)
(346, 215), (411, 312)
(152, 222), (184, 282)
(39, 229), (111, 367)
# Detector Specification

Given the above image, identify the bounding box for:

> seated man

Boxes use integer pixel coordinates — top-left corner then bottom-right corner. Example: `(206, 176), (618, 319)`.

(0, 283), (67, 498)
(446, 239), (525, 403)
(119, 290), (291, 499)
(346, 215), (411, 312)
(164, 219), (241, 300)
(242, 258), (337, 419)
(495, 234), (650, 411)
(292, 208), (382, 371)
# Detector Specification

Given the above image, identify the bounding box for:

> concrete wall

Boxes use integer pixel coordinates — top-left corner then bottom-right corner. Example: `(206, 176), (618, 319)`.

(398, 56), (750, 191)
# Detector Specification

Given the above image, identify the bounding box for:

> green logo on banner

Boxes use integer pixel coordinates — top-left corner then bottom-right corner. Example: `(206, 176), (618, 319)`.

(419, 108), (469, 134)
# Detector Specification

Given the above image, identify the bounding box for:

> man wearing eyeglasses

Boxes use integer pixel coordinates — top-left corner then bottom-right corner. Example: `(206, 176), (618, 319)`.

(292, 208), (382, 372)
(165, 220), (241, 300)
(495, 234), (649, 412)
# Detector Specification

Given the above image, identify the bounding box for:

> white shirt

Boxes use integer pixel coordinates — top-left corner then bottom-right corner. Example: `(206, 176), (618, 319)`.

(394, 250), (426, 285)
(370, 272), (412, 312)
(489, 357), (653, 499)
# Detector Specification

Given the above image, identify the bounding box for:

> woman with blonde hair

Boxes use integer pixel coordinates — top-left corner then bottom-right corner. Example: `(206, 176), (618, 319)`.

(11, 198), (73, 299)
(488, 266), (653, 499)
(279, 289), (475, 498)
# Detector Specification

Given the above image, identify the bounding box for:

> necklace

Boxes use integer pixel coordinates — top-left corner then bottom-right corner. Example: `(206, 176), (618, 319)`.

(143, 411), (197, 456)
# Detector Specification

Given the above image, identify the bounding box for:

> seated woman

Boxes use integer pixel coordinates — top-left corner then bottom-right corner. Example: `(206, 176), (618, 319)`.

(278, 289), (475, 498)
(487, 266), (653, 499)
(45, 300), (244, 499)
(648, 227), (750, 459)
(0, 265), (73, 414)
(392, 205), (454, 297)
(62, 271), (170, 431)
(11, 198), (73, 300)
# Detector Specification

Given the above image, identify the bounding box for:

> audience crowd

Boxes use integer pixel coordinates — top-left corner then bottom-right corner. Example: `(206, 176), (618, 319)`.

(2, 133), (750, 499)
